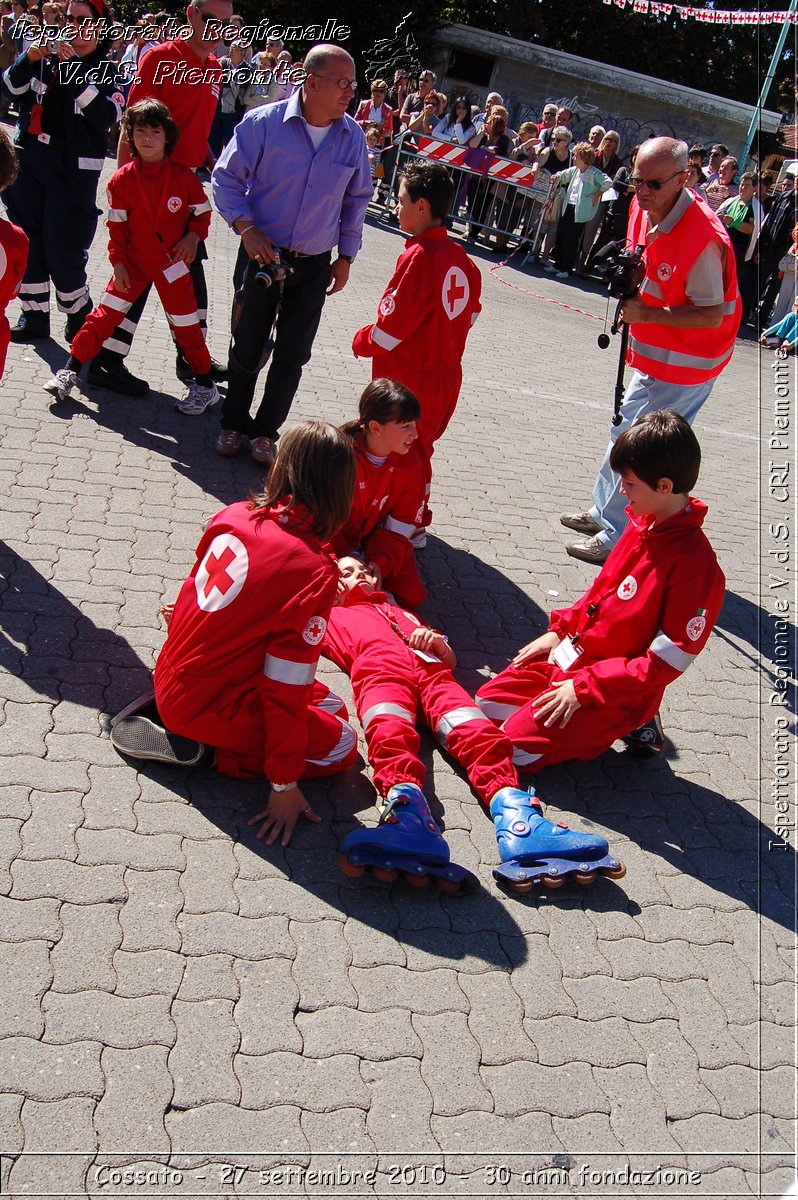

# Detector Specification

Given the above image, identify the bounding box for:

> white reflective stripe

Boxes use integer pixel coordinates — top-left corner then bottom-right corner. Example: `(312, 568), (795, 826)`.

(57, 285), (88, 302)
(77, 157), (104, 170)
(362, 702), (415, 729)
(57, 293), (88, 314)
(306, 717), (357, 767)
(314, 687), (345, 715)
(102, 337), (131, 354)
(101, 291), (132, 313)
(639, 277), (665, 301)
(20, 300), (50, 312)
(119, 317), (138, 335)
(20, 281), (50, 295)
(424, 482), (431, 496)
(196, 308), (208, 321)
(190, 200), (211, 215)
(628, 334), (731, 371)
(512, 746), (543, 767)
(107, 208), (128, 222)
(75, 84), (99, 109)
(383, 514), (415, 539)
(436, 706), (492, 743)
(263, 654), (315, 686)
(4, 73), (30, 95)
(470, 311), (479, 325)
(371, 325), (402, 351)
(166, 311), (200, 327)
(722, 299), (738, 314)
(649, 630), (696, 673)
(477, 698), (521, 723)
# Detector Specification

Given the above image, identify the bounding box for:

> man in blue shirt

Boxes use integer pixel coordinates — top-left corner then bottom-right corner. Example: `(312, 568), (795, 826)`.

(211, 42), (372, 465)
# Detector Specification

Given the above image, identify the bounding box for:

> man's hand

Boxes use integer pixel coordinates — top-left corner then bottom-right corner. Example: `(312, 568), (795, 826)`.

(171, 232), (200, 264)
(327, 257), (350, 296)
(240, 226), (278, 265)
(619, 296), (649, 324)
(248, 785), (320, 847)
(113, 263), (131, 293)
(532, 678), (581, 728)
(512, 630), (560, 668)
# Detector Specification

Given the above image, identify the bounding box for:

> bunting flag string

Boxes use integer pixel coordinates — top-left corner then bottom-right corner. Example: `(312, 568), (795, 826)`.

(602, 0), (797, 23)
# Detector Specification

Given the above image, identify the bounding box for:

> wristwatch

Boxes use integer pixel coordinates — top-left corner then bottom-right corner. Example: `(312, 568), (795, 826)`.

(337, 254), (354, 263)
(271, 781), (298, 792)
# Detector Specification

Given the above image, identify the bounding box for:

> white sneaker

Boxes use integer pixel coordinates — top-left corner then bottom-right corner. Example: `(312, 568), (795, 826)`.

(43, 367), (78, 402)
(176, 380), (220, 416)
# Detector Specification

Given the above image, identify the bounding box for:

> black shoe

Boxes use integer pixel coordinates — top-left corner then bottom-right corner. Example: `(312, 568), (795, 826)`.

(176, 354), (228, 384)
(10, 314), (50, 342)
(87, 358), (149, 396)
(623, 713), (666, 759)
(111, 714), (212, 766)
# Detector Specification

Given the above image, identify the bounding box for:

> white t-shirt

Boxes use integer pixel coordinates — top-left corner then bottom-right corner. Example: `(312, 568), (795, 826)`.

(304, 121), (333, 152)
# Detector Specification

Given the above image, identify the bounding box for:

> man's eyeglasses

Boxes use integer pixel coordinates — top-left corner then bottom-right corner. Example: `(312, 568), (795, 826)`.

(312, 75), (358, 92)
(630, 170), (685, 191)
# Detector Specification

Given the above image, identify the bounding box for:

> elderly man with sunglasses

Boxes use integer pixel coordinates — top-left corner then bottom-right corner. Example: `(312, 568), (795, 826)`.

(562, 136), (741, 565)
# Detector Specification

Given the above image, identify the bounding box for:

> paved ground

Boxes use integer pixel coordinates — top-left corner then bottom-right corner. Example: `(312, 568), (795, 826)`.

(0, 148), (795, 1199)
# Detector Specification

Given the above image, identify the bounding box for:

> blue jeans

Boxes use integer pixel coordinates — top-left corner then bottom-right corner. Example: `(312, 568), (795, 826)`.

(588, 371), (716, 547)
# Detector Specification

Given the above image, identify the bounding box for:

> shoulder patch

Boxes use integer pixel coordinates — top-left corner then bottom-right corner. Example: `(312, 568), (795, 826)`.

(303, 616), (327, 645)
(378, 293), (396, 317)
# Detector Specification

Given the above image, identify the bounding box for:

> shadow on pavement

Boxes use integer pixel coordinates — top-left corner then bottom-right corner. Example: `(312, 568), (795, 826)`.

(716, 587), (797, 717)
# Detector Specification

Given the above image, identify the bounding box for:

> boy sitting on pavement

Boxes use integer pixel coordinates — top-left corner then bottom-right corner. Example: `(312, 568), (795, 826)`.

(325, 556), (624, 894)
(477, 411), (725, 766)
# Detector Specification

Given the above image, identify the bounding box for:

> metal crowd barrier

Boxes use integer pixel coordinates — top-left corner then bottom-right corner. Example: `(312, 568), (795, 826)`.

(376, 129), (557, 256)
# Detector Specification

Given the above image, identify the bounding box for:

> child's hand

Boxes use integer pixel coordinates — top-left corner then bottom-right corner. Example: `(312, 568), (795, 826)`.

(513, 630), (560, 667)
(159, 602), (175, 625)
(408, 626), (446, 657)
(113, 263), (131, 293)
(532, 678), (581, 728)
(248, 785), (320, 847)
(172, 233), (199, 264)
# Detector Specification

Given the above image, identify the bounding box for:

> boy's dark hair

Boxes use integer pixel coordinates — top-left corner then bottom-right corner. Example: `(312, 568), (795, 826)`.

(122, 99), (179, 157)
(0, 126), (18, 191)
(610, 410), (701, 494)
(251, 420), (355, 541)
(399, 160), (454, 220)
(341, 378), (421, 438)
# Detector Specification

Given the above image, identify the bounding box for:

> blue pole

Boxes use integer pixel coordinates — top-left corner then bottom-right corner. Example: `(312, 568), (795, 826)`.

(739, 0), (797, 169)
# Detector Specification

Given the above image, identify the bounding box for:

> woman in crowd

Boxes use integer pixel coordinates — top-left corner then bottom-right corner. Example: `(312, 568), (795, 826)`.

(433, 96), (475, 144)
(546, 142), (613, 279)
(217, 39), (255, 148)
(354, 78), (393, 147)
(717, 171), (763, 324)
(467, 106), (513, 243)
(536, 125), (572, 260)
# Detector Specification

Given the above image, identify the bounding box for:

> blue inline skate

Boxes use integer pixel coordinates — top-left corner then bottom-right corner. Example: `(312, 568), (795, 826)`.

(490, 787), (626, 894)
(340, 782), (479, 894)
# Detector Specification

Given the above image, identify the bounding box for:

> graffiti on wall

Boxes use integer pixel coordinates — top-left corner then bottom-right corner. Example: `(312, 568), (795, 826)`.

(509, 92), (723, 154)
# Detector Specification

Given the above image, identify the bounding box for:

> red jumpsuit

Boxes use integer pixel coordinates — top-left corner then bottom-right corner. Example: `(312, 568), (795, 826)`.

(330, 435), (428, 608)
(477, 500), (726, 769)
(154, 500), (357, 783)
(70, 157), (212, 375)
(0, 216), (29, 377)
(352, 226), (482, 461)
(323, 589), (517, 804)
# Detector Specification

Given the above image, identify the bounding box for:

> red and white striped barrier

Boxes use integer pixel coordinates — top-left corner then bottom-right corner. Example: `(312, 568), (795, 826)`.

(416, 136), (541, 190)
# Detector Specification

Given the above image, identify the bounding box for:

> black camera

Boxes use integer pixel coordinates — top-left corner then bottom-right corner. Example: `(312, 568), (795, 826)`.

(594, 240), (645, 299)
(253, 251), (293, 290)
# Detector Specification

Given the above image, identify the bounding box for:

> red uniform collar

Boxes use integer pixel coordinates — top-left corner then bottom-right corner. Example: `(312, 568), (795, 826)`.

(406, 225), (449, 248)
(626, 497), (709, 537)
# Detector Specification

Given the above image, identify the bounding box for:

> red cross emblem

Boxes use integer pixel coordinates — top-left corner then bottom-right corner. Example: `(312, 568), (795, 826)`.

(302, 616), (327, 645)
(617, 575), (638, 600)
(195, 534), (248, 612)
(441, 266), (469, 320)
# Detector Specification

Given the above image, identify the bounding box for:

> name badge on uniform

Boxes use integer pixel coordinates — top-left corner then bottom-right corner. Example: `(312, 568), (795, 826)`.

(552, 636), (583, 671)
(163, 259), (189, 283)
(37, 132), (51, 145)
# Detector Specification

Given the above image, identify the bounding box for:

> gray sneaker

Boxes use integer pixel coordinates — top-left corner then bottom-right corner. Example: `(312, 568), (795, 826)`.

(565, 535), (610, 566)
(43, 367), (78, 403)
(111, 715), (210, 766)
(560, 511), (602, 536)
(176, 380), (220, 416)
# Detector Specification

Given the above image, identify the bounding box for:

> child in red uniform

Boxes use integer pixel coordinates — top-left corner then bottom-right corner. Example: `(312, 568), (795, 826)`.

(0, 128), (29, 377)
(334, 378), (427, 608)
(325, 557), (623, 894)
(111, 421), (360, 849)
(352, 160), (482, 530)
(43, 99), (218, 414)
(477, 412), (726, 766)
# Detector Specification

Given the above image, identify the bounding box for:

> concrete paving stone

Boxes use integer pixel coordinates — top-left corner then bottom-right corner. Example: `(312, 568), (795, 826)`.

(0, 817), (21, 893)
(178, 953), (238, 1002)
(167, 1102), (308, 1171)
(94, 1046), (171, 1159)
(602, 841), (673, 904)
(113, 949), (185, 999)
(537, 906), (613, 980)
(235, 878), (344, 922)
(564, 975), (677, 1023)
(661, 979), (750, 1070)
(45, 729), (122, 765)
(297, 1006), (420, 1062)
(362, 1058), (437, 1153)
(0, 1037), (104, 1101)
(49, 902), (122, 994)
(178, 838), (240, 916)
(7, 1097), (96, 1198)
(460, 972), (536, 1067)
(632, 904), (729, 946)
(299, 1107), (377, 1155)
(43, 990), (176, 1050)
(0, 786), (32, 822)
(135, 799), (226, 841)
(402, 927), (511, 974)
(0, 894), (62, 943)
(414, 1012), (492, 1117)
(19, 792), (84, 864)
(349, 965), (467, 1014)
(659, 869), (750, 912)
(700, 942), (759, 1025)
(551, 1111), (626, 1152)
(717, 909), (792, 986)
(290, 920), (356, 1012)
(692, 1165), (763, 1197)
(119, 868), (183, 953)
(76, 827), (185, 871)
(700, 1063), (784, 1121)
(169, 999), (241, 1109)
(630, 1019), (720, 1121)
(237, 1051), (369, 1113)
(233, 959), (301, 1057)
(0, 941), (51, 1039)
(597, 936), (704, 983)
(0, 1093), (24, 1155)
(178, 912), (293, 961)
(11, 858), (126, 904)
(5, 754), (91, 793)
(593, 1063), (684, 1153)
(1, 700), (53, 757)
(734, 1020), (795, 1070)
(532, 1016), (647, 1070)
(82, 766), (139, 831)
(669, 1112), (764, 1153)
(431, 1111), (566, 1172)
(504, 934), (578, 1020)
(484, 1060), (610, 1119)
